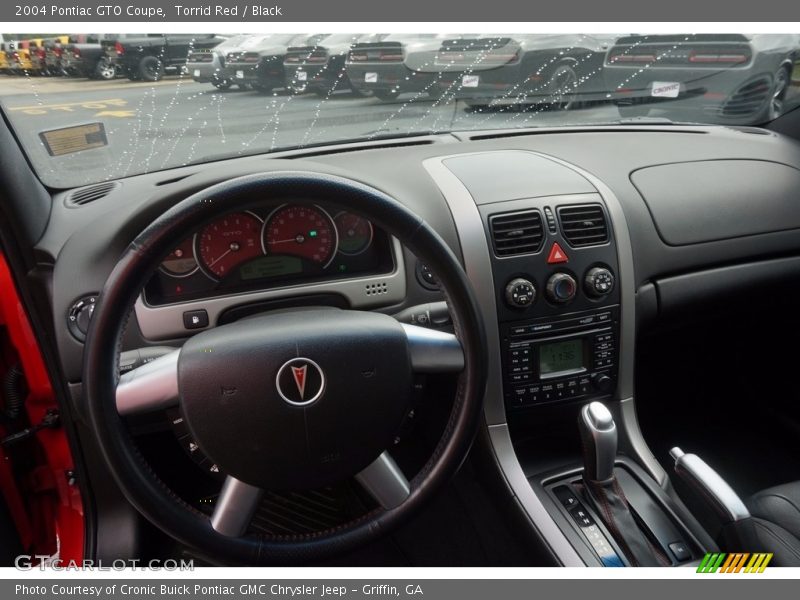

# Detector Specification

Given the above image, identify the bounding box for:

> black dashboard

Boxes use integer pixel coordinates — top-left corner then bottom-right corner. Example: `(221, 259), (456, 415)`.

(41, 124), (800, 386)
(21, 116), (800, 567)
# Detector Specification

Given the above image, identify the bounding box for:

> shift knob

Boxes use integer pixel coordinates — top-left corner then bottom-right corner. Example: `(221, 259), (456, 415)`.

(578, 401), (617, 482)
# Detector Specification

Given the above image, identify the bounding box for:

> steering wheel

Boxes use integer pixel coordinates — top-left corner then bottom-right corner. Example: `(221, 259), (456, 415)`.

(84, 172), (487, 564)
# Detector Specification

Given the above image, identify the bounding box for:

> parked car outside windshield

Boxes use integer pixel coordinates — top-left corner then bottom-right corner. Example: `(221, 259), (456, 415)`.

(0, 32), (798, 188)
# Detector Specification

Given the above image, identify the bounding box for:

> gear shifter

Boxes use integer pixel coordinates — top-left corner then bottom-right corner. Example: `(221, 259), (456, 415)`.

(578, 401), (617, 481)
(577, 402), (666, 566)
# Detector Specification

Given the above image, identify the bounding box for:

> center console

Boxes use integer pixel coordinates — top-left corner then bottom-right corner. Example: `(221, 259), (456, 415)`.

(479, 198), (621, 413)
(425, 149), (716, 567)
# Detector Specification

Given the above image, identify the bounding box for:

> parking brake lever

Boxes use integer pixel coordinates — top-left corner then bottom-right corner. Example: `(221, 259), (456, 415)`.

(670, 448), (750, 523)
(670, 447), (758, 550)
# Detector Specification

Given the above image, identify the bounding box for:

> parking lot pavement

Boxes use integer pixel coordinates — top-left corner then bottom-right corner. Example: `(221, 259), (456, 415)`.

(0, 74), (184, 96)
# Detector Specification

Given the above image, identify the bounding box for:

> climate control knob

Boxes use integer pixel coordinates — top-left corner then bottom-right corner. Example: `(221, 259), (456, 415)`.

(545, 273), (577, 304)
(504, 278), (536, 308)
(584, 267), (615, 298)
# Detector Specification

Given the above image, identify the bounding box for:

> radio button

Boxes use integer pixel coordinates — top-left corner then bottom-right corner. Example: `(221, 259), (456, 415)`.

(541, 383), (555, 402)
(566, 379), (579, 397)
(510, 387), (528, 404)
(528, 384), (541, 403)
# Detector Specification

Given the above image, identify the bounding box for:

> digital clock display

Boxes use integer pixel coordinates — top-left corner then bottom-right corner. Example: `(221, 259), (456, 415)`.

(239, 255), (303, 280)
(539, 339), (585, 376)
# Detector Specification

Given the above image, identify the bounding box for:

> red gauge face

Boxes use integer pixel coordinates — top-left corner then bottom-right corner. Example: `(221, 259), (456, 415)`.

(334, 212), (374, 256)
(263, 205), (337, 267)
(196, 212), (264, 280)
(159, 238), (198, 277)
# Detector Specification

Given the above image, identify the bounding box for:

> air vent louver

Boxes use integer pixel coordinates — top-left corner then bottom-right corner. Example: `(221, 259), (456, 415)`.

(65, 181), (119, 207)
(558, 204), (609, 247)
(489, 210), (544, 257)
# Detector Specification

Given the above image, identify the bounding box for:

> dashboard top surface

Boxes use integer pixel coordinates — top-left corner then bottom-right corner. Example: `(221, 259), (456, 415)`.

(41, 124), (800, 381)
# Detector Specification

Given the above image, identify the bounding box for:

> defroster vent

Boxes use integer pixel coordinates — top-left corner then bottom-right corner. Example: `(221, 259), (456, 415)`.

(65, 181), (120, 207)
(489, 210), (544, 257)
(558, 204), (609, 247)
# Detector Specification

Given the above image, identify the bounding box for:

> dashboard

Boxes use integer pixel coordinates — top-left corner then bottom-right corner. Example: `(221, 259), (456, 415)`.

(42, 124), (800, 384)
(19, 115), (800, 568)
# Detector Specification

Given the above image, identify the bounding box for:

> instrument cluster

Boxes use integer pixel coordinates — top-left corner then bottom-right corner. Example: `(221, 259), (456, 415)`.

(144, 203), (393, 306)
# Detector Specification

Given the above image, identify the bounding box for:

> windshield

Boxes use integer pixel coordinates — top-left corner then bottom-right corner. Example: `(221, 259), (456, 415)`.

(1, 32), (798, 188)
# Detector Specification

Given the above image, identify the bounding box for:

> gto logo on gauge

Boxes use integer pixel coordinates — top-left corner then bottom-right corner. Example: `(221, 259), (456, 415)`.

(276, 358), (326, 406)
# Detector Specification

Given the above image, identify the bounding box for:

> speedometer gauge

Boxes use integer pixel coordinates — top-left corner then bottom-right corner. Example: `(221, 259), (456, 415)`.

(159, 238), (198, 277)
(195, 212), (264, 280)
(334, 212), (374, 256)
(262, 205), (337, 268)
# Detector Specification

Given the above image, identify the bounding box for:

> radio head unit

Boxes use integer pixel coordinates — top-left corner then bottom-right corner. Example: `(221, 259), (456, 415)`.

(503, 306), (618, 410)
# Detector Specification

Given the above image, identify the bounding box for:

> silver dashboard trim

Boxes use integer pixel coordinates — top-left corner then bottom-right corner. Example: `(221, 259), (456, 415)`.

(134, 237), (407, 341)
(422, 154), (584, 567)
(530, 152), (665, 486)
(424, 148), (667, 565)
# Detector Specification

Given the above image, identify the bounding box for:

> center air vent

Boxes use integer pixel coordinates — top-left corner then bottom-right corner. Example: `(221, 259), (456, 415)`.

(65, 181), (120, 207)
(557, 204), (609, 247)
(489, 210), (544, 257)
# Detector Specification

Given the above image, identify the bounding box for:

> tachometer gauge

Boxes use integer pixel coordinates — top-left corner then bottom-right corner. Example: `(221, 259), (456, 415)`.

(159, 238), (198, 278)
(334, 211), (374, 256)
(262, 205), (337, 267)
(195, 212), (264, 280)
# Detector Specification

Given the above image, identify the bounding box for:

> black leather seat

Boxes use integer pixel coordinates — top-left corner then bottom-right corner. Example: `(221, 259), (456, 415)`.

(747, 482), (800, 566)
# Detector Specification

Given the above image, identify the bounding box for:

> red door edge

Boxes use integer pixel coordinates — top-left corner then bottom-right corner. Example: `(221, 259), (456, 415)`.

(0, 251), (84, 563)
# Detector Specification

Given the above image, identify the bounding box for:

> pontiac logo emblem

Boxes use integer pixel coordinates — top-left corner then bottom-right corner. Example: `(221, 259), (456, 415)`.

(276, 358), (325, 406)
(291, 365), (307, 399)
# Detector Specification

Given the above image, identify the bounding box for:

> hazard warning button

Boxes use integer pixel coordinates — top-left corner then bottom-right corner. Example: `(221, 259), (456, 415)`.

(546, 242), (569, 264)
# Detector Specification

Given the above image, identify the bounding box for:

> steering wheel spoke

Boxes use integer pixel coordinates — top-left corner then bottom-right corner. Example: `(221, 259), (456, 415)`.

(115, 350), (180, 416)
(210, 476), (264, 537)
(355, 452), (410, 510)
(402, 323), (464, 373)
